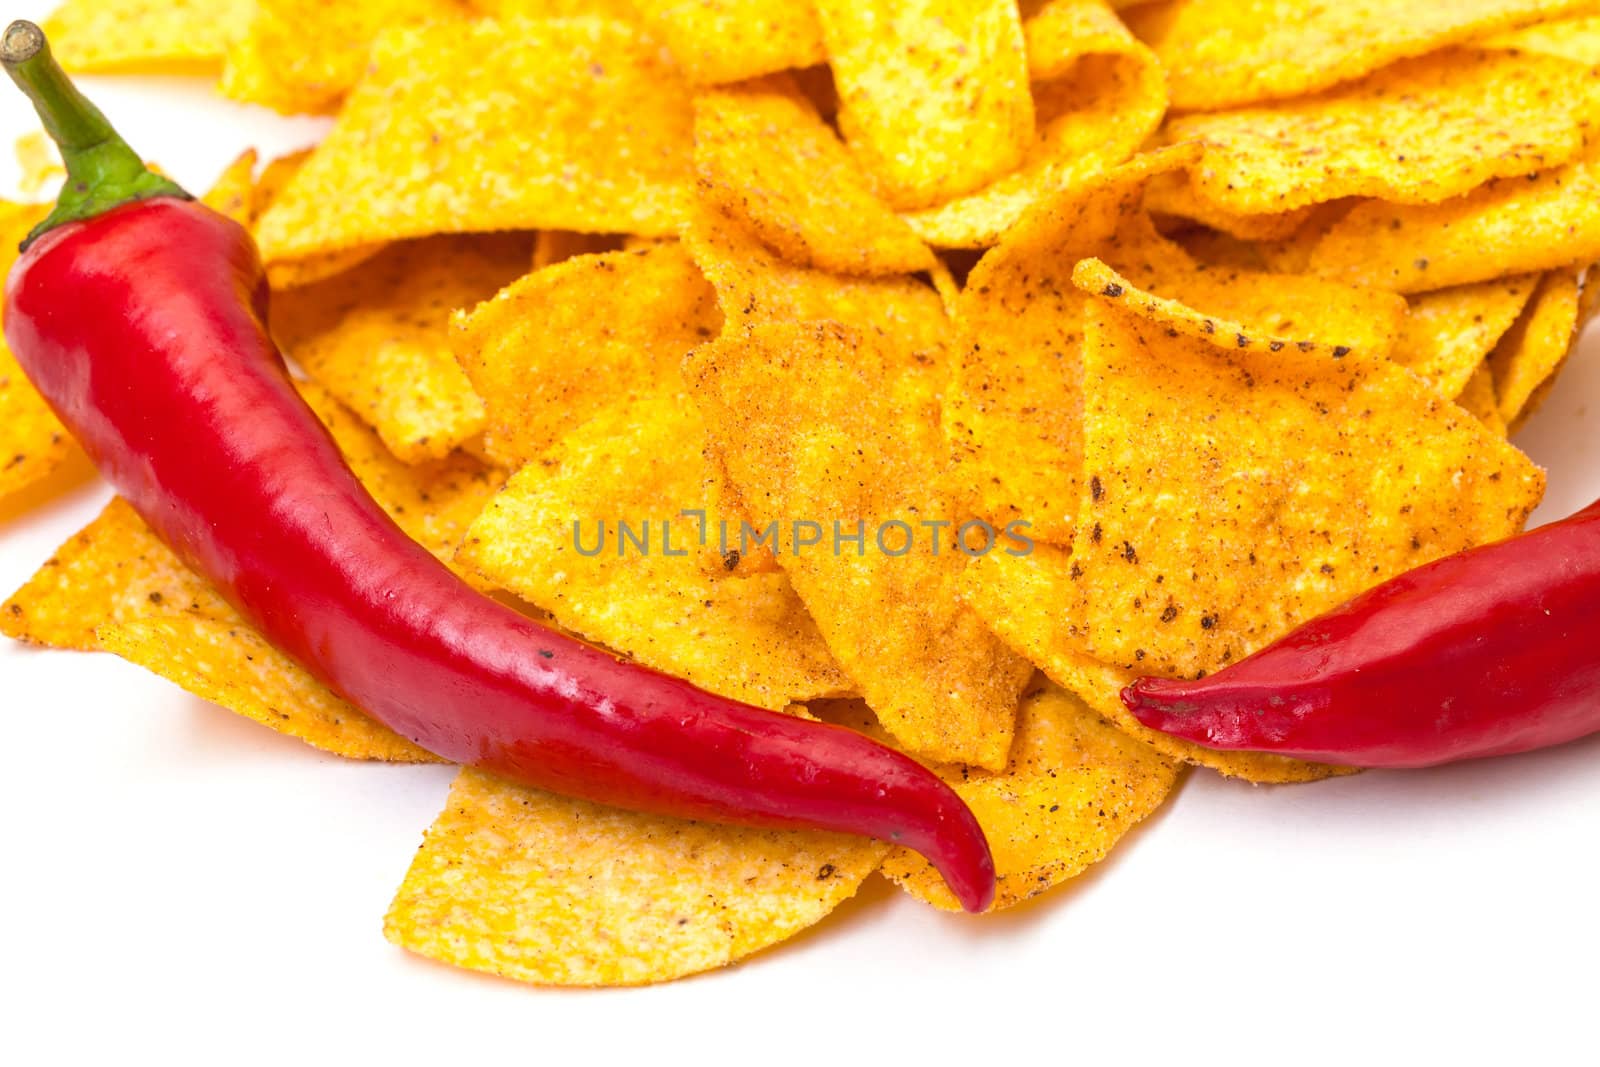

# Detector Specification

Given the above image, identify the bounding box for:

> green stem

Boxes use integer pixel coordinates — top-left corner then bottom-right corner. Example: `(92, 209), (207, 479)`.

(1, 19), (188, 248)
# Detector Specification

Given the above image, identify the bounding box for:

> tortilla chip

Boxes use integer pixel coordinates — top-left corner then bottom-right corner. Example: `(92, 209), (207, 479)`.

(965, 545), (1348, 782)
(1392, 276), (1538, 397)
(682, 201), (949, 346)
(1491, 268), (1583, 427)
(881, 680), (1179, 911)
(98, 615), (437, 761)
(694, 75), (935, 276)
(44, 0), (251, 73)
(199, 149), (259, 227)
(1456, 364), (1510, 437)
(948, 148), (1404, 542)
(254, 17), (694, 266)
(385, 768), (887, 986)
(221, 0), (471, 115)
(1164, 49), (1595, 217)
(453, 244), (721, 468)
(685, 322), (1033, 771)
(1482, 12), (1600, 63)
(272, 235), (530, 463)
(902, 3), (1166, 247)
(1308, 142), (1600, 292)
(0, 202), (73, 504)
(247, 150), (388, 287)
(815, 0), (1033, 210)
(459, 391), (851, 709)
(630, 0), (827, 85)
(1066, 259), (1545, 679)
(1145, 0), (1590, 111)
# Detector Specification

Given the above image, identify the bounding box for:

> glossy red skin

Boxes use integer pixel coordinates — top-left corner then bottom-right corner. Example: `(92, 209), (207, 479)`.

(1122, 498), (1600, 768)
(6, 198), (995, 912)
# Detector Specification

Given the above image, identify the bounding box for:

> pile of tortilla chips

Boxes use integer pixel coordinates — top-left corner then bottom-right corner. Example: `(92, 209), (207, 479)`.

(5, 0), (1594, 986)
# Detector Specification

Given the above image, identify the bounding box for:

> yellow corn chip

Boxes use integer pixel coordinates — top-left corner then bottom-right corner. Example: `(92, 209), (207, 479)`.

(949, 148), (1404, 542)
(1308, 143), (1600, 292)
(272, 235), (530, 463)
(98, 616), (437, 762)
(686, 322), (1033, 771)
(1165, 49), (1595, 216)
(199, 149), (259, 227)
(1067, 260), (1545, 679)
(815, 0), (1033, 209)
(882, 680), (1179, 911)
(694, 75), (935, 276)
(964, 544), (1345, 782)
(630, 0), (827, 85)
(682, 202), (949, 347)
(1491, 268), (1583, 427)
(221, 0), (472, 115)
(459, 392), (851, 709)
(249, 150), (387, 287)
(14, 131), (63, 196)
(902, 3), (1166, 247)
(385, 768), (887, 986)
(254, 17), (694, 265)
(1392, 276), (1538, 397)
(1145, 0), (1590, 111)
(453, 244), (721, 469)
(1457, 364), (1510, 437)
(1483, 12), (1600, 62)
(0, 202), (73, 504)
(44, 0), (251, 73)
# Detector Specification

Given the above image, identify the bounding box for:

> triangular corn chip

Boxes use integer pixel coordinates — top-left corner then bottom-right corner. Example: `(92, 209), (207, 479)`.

(902, 1), (1165, 247)
(693, 74), (935, 276)
(453, 244), (722, 469)
(458, 392), (852, 710)
(815, 0), (1033, 209)
(1066, 260), (1545, 679)
(685, 321), (1033, 770)
(255, 17), (693, 265)
(273, 235), (531, 463)
(1143, 0), (1589, 111)
(385, 768), (887, 986)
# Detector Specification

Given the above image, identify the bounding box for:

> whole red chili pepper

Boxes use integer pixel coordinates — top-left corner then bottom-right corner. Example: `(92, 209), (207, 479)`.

(0, 22), (995, 912)
(1122, 498), (1600, 768)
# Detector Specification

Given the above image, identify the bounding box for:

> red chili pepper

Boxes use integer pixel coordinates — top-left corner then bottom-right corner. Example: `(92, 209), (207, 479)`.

(0, 22), (995, 912)
(1121, 498), (1600, 768)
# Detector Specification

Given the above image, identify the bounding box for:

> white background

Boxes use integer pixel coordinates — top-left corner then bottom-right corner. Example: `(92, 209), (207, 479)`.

(2, 5), (1598, 1063)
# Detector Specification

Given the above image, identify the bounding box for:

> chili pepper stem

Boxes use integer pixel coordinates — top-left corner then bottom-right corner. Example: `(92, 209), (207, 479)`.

(1, 19), (188, 248)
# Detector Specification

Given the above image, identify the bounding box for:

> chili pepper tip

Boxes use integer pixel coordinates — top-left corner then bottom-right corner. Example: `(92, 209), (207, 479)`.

(1, 21), (44, 66)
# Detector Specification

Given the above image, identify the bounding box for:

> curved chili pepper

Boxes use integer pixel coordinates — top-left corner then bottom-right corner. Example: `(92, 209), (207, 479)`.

(0, 22), (995, 912)
(1122, 498), (1600, 768)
